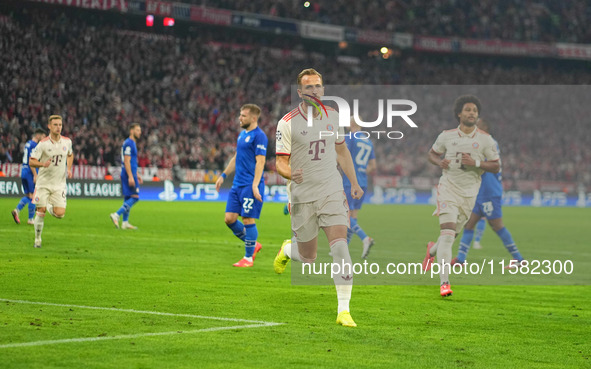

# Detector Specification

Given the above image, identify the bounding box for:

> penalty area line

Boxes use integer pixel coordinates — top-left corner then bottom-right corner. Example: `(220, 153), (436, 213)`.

(0, 298), (284, 349)
(0, 323), (278, 349)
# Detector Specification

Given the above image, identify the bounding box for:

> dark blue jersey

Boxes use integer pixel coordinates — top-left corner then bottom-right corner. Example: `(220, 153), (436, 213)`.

(233, 127), (268, 188)
(477, 138), (503, 201)
(343, 135), (375, 188)
(120, 138), (138, 178)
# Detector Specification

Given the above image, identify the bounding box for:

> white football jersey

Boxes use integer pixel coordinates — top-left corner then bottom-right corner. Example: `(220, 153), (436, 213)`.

(31, 136), (73, 190)
(432, 126), (499, 197)
(276, 103), (345, 204)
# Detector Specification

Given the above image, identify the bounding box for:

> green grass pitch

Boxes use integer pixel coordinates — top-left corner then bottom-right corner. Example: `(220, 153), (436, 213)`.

(0, 198), (590, 368)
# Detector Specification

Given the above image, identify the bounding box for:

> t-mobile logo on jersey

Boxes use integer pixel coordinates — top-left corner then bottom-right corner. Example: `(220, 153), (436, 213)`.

(308, 140), (326, 160)
(304, 94), (418, 140)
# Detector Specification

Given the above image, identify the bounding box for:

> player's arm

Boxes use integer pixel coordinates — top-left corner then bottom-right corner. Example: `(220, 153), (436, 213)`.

(124, 155), (135, 187)
(460, 154), (500, 173)
(461, 137), (500, 173)
(252, 155), (266, 202)
(428, 149), (450, 169)
(66, 153), (74, 179)
(29, 147), (51, 168)
(336, 142), (363, 200)
(215, 153), (236, 192)
(276, 155), (291, 180)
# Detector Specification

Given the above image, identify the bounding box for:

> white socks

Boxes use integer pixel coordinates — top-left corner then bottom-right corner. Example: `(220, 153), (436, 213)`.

(330, 238), (353, 313)
(34, 211), (45, 241)
(284, 238), (302, 262)
(436, 229), (455, 284)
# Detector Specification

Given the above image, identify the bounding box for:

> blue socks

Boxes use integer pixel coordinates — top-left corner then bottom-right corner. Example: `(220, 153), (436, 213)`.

(244, 224), (258, 258)
(496, 227), (523, 261)
(16, 196), (31, 211)
(346, 227), (354, 244)
(116, 197), (139, 219)
(350, 218), (368, 241)
(457, 229), (474, 263)
(227, 220), (246, 241)
(475, 218), (486, 242)
(16, 197), (36, 220)
(28, 202), (36, 220)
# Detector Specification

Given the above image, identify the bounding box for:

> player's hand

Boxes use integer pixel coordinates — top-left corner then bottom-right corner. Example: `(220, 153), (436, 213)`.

(292, 168), (304, 184)
(461, 153), (475, 166)
(67, 169), (73, 179)
(252, 185), (262, 202)
(42, 159), (51, 168)
(128, 177), (135, 187)
(138, 176), (144, 185)
(439, 159), (450, 169)
(351, 184), (364, 200)
(215, 176), (224, 192)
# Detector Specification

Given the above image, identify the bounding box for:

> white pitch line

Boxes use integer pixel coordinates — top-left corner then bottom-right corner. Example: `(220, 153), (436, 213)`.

(0, 299), (283, 349)
(0, 323), (277, 349)
(0, 299), (281, 325)
(0, 228), (230, 245)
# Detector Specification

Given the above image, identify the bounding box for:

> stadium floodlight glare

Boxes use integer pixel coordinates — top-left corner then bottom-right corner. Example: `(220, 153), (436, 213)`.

(380, 47), (389, 54)
(145, 15), (154, 27)
(304, 1), (311, 8)
(163, 17), (175, 27)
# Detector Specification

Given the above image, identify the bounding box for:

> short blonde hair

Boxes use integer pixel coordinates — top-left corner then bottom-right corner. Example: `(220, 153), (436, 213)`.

(241, 104), (261, 117)
(48, 115), (62, 124)
(297, 68), (323, 86)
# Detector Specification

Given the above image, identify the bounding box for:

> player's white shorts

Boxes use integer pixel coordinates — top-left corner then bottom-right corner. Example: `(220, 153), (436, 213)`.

(291, 191), (349, 243)
(33, 186), (67, 208)
(432, 183), (476, 234)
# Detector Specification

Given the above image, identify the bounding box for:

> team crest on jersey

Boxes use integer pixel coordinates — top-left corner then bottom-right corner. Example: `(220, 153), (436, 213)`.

(326, 124), (334, 131)
(472, 142), (479, 149)
(276, 131), (282, 141)
(245, 136), (251, 143)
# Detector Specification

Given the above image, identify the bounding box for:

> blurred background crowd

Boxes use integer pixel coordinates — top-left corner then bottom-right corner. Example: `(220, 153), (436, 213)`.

(1, 1), (590, 186)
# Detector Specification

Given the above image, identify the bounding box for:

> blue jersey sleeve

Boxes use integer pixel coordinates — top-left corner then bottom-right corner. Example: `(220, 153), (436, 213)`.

(254, 130), (268, 157)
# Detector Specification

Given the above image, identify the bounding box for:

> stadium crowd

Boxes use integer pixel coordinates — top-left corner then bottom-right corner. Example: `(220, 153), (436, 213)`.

(1, 4), (590, 186)
(194, 0), (591, 43)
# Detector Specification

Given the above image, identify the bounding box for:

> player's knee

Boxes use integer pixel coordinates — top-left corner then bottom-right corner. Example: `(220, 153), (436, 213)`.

(224, 214), (237, 225)
(54, 210), (65, 219)
(439, 229), (455, 244)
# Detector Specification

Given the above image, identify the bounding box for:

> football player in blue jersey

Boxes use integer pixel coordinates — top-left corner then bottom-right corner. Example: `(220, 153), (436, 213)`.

(110, 123), (143, 230)
(11, 129), (46, 225)
(452, 119), (524, 267)
(215, 104), (268, 267)
(343, 118), (376, 258)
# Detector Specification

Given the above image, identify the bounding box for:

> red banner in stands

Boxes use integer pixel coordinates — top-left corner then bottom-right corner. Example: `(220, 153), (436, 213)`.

(556, 43), (591, 60)
(461, 39), (555, 57)
(32, 0), (128, 11)
(413, 36), (454, 52)
(357, 30), (392, 45)
(190, 6), (231, 26)
(145, 0), (171, 15)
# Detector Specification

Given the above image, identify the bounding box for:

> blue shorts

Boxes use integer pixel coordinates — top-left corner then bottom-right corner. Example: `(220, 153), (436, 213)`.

(472, 196), (502, 220)
(21, 171), (35, 194)
(121, 173), (140, 197)
(344, 186), (367, 211)
(226, 183), (264, 219)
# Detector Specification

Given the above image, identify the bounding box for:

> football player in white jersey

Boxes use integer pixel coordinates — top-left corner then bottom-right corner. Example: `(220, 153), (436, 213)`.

(29, 115), (73, 248)
(422, 95), (499, 297)
(273, 68), (363, 327)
